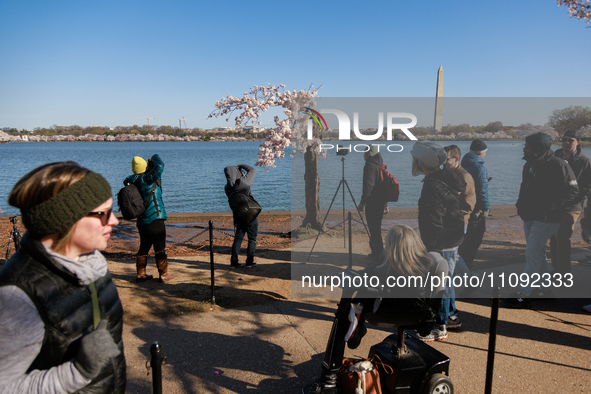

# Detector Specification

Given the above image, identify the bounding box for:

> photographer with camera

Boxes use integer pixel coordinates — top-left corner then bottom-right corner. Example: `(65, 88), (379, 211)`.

(125, 154), (172, 282)
(357, 144), (387, 260)
(224, 164), (259, 268)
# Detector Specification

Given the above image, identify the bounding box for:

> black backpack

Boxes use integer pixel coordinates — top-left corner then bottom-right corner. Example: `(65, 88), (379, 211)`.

(228, 191), (262, 224)
(117, 180), (158, 220)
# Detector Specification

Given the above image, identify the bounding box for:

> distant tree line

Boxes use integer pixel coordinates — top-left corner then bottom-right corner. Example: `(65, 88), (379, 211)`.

(3, 106), (591, 142)
(0, 124), (263, 141)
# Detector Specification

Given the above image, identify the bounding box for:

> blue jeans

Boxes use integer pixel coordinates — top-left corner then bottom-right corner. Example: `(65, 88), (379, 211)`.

(438, 248), (458, 325)
(520, 220), (560, 296)
(455, 224), (474, 277)
(231, 218), (258, 264)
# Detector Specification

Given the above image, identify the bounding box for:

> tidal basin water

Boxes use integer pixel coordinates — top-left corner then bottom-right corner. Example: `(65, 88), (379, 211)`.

(1, 140), (588, 216)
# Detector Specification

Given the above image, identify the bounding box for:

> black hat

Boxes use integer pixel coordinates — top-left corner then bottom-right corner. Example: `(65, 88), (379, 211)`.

(525, 132), (552, 154)
(470, 139), (488, 154)
(563, 130), (579, 140)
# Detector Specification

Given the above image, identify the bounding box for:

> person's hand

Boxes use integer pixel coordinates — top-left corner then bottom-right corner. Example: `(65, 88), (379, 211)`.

(358, 203), (365, 212)
(583, 228), (591, 244)
(383, 206), (389, 214)
(74, 320), (120, 380)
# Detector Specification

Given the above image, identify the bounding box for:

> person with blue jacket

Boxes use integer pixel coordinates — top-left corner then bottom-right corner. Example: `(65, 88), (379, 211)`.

(125, 154), (173, 282)
(459, 139), (491, 269)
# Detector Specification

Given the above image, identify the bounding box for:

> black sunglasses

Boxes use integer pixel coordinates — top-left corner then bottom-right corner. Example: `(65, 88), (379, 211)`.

(86, 208), (113, 224)
(562, 138), (577, 143)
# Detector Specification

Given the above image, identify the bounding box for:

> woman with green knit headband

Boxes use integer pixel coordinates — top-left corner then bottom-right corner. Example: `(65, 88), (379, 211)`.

(0, 162), (126, 393)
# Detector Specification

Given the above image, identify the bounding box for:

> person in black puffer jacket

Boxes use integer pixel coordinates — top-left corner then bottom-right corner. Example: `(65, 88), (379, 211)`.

(0, 162), (126, 394)
(411, 141), (465, 342)
(505, 132), (579, 308)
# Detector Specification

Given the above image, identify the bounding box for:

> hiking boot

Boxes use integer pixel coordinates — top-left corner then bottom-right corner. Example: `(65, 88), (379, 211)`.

(156, 254), (174, 282)
(446, 315), (462, 330)
(135, 255), (153, 282)
(502, 292), (531, 308)
(416, 324), (447, 342)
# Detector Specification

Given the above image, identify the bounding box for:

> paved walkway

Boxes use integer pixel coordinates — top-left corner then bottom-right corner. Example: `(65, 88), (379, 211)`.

(121, 253), (591, 393)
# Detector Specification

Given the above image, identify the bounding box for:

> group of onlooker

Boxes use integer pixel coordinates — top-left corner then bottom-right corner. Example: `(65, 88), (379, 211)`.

(357, 132), (591, 344)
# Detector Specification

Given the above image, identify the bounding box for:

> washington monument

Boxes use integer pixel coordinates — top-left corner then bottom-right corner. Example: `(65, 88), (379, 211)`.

(433, 65), (443, 133)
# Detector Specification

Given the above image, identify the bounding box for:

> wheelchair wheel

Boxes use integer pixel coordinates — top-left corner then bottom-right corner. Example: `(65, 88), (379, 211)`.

(422, 373), (453, 394)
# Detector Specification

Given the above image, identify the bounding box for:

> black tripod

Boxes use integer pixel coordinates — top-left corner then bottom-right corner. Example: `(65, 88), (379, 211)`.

(306, 154), (369, 262)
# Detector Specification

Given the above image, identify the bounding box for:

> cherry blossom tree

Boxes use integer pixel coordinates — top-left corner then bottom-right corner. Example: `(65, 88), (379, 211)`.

(209, 83), (326, 230)
(577, 124), (591, 140)
(557, 0), (591, 23)
(516, 124), (559, 140)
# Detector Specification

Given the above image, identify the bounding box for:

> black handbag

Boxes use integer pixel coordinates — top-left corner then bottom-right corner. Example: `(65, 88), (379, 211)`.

(228, 191), (262, 224)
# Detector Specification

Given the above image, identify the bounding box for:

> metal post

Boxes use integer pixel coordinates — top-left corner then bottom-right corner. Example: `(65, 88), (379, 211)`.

(150, 341), (163, 394)
(342, 157), (346, 248)
(209, 220), (215, 305)
(485, 287), (500, 394)
(348, 212), (352, 270)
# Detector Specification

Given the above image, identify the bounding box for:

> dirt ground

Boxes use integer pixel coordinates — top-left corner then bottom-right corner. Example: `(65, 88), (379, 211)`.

(2, 206), (590, 324)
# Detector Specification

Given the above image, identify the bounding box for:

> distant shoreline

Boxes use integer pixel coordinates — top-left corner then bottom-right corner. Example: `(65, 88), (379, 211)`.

(1, 205), (519, 220)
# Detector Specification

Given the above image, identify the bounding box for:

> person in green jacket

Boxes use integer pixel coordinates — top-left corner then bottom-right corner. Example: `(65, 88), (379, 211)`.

(125, 154), (173, 282)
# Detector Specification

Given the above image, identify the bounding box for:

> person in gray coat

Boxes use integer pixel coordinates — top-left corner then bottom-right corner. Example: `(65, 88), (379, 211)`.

(224, 164), (258, 268)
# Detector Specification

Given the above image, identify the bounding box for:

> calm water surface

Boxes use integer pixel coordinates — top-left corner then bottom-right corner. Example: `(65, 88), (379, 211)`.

(1, 140), (586, 215)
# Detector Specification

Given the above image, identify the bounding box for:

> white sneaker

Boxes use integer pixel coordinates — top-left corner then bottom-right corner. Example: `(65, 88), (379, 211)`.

(416, 324), (448, 342)
(446, 315), (462, 329)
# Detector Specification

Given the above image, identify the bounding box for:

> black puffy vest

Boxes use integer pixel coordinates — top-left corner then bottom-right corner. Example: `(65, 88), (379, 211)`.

(0, 233), (126, 394)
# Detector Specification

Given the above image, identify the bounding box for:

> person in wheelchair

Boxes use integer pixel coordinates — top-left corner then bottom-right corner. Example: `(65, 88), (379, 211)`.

(305, 224), (448, 394)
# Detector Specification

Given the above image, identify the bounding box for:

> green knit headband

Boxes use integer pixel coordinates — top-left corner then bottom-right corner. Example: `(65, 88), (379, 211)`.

(21, 171), (112, 237)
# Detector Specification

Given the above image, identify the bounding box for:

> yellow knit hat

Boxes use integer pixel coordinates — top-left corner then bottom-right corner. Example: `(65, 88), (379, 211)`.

(132, 156), (147, 174)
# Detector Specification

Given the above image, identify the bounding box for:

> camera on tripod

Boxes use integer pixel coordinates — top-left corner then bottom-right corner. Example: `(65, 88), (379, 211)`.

(336, 145), (349, 156)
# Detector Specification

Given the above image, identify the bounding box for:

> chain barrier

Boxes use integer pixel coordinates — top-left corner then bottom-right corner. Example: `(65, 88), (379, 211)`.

(174, 227), (210, 244)
(169, 224), (289, 248)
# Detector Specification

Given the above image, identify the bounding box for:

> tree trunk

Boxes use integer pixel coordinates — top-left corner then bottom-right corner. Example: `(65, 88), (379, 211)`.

(302, 145), (323, 230)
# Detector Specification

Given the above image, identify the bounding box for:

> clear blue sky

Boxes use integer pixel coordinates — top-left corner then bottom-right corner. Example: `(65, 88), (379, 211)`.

(1, 0), (589, 130)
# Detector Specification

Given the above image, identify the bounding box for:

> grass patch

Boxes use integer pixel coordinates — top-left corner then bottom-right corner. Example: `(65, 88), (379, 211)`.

(291, 226), (319, 239)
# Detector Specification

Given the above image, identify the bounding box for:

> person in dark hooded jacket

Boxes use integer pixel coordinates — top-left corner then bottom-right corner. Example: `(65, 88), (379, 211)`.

(357, 144), (388, 259)
(224, 164), (258, 268)
(505, 132), (579, 308)
(411, 141), (465, 342)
